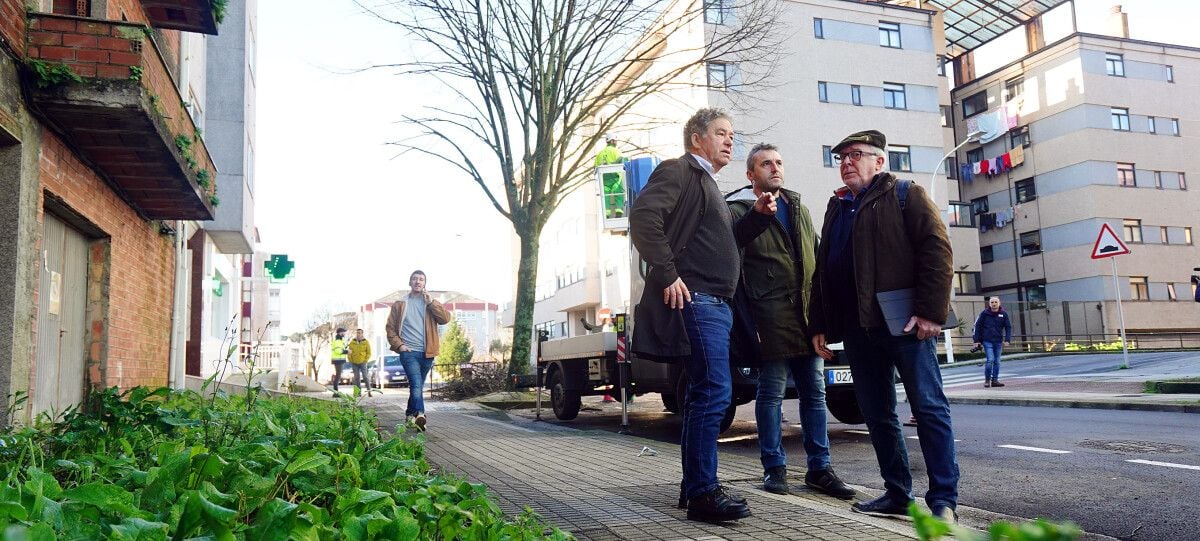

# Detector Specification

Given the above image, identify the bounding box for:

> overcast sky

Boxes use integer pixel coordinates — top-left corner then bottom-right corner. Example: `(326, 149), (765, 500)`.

(255, 0), (1197, 334)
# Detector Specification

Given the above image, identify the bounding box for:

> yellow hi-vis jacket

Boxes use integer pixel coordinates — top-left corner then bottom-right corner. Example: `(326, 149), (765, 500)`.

(347, 338), (372, 364)
(330, 338), (349, 361)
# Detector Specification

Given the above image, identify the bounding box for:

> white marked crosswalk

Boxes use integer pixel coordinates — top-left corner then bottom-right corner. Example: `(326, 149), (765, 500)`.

(1126, 459), (1200, 471)
(998, 444), (1072, 454)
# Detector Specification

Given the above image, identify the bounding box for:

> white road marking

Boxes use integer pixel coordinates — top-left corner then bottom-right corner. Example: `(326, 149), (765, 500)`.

(847, 429), (872, 436)
(998, 444), (1072, 454)
(1127, 459), (1200, 471)
(907, 436), (962, 442)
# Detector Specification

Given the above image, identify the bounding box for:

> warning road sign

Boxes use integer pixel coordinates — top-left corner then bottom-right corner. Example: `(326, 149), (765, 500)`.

(1091, 223), (1131, 259)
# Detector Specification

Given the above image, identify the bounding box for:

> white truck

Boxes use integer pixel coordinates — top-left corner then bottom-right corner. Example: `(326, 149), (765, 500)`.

(532, 162), (864, 432)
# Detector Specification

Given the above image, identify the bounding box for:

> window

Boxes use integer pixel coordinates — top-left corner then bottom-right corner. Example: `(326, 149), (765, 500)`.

(1167, 283), (1179, 301)
(887, 145), (911, 172)
(1020, 230), (1042, 256)
(1154, 171), (1163, 189)
(1171, 118), (1180, 136)
(559, 321), (568, 338)
(949, 203), (973, 227)
(962, 91), (987, 118)
(1179, 172), (1187, 190)
(966, 148), (984, 164)
(971, 196), (989, 215)
(1129, 276), (1149, 301)
(1111, 107), (1130, 131)
(980, 245), (994, 263)
(704, 0), (728, 24)
(1187, 227), (1193, 245)
(817, 81), (828, 102)
(707, 62), (729, 89)
(822, 145), (833, 167)
(1148, 117), (1156, 134)
(940, 105), (951, 127)
(1009, 125), (1030, 148)
(1117, 163), (1136, 187)
(883, 82), (906, 109)
(937, 56), (946, 76)
(1105, 53), (1125, 76)
(1025, 284), (1047, 308)
(947, 156), (958, 179)
(953, 272), (981, 295)
(1003, 77), (1024, 103)
(814, 18), (823, 38)
(879, 22), (901, 48)
(1166, 65), (1174, 82)
(1160, 226), (1169, 244)
(851, 85), (862, 106)
(1122, 219), (1143, 243)
(1015, 178), (1036, 203)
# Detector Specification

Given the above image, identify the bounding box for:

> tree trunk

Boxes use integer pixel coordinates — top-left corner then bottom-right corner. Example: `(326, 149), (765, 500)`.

(509, 230), (540, 379)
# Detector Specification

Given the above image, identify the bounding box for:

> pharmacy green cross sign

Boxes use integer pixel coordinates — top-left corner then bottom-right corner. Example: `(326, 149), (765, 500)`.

(264, 254), (295, 282)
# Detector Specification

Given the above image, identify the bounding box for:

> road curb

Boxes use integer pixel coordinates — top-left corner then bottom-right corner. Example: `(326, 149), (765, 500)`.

(947, 396), (1200, 414)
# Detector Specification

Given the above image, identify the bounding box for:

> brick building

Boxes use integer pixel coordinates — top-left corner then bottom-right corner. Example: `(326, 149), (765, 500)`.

(0, 0), (223, 423)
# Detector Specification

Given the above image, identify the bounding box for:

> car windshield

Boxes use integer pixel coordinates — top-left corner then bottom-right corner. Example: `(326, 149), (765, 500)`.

(383, 356), (402, 367)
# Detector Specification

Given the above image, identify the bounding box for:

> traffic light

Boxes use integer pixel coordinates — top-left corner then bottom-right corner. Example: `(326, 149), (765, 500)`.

(264, 254), (295, 283)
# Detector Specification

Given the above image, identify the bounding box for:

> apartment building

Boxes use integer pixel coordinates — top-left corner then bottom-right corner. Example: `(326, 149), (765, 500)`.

(1, 0), (228, 422)
(951, 30), (1200, 335)
(504, 0), (981, 356)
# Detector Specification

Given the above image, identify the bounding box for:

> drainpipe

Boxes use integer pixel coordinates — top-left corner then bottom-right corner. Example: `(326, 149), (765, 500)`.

(167, 220), (189, 389)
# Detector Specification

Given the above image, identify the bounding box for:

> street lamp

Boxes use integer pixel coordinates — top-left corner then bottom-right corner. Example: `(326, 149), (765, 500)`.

(930, 130), (984, 364)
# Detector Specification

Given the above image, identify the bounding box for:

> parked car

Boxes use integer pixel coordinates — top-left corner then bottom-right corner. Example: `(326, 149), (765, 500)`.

(373, 355), (409, 388)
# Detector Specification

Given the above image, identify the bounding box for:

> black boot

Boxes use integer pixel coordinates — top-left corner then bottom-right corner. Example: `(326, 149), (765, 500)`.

(686, 486), (751, 523)
(763, 465), (789, 494)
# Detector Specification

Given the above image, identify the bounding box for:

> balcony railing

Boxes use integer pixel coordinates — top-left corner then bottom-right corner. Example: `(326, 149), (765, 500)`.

(25, 13), (217, 220)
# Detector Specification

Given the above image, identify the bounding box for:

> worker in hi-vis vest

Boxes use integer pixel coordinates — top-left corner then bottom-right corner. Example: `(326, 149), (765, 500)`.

(330, 327), (349, 394)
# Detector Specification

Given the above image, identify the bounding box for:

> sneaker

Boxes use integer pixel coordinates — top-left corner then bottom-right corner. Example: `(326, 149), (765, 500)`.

(991, 380), (1005, 387)
(932, 505), (958, 524)
(851, 494), (913, 520)
(678, 482), (745, 509)
(762, 465), (789, 494)
(685, 486), (751, 523)
(805, 468), (856, 499)
(415, 414), (427, 431)
(984, 380), (991, 388)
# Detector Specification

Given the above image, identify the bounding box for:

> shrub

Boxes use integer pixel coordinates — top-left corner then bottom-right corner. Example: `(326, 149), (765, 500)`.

(436, 362), (511, 401)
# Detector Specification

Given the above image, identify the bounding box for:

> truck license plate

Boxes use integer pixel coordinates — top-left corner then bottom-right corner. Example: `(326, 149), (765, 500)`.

(826, 369), (853, 385)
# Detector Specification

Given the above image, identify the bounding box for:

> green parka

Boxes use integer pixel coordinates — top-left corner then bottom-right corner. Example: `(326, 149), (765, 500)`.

(727, 186), (818, 360)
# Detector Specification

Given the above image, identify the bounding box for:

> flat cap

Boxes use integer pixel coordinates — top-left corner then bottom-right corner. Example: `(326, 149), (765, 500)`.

(832, 130), (887, 154)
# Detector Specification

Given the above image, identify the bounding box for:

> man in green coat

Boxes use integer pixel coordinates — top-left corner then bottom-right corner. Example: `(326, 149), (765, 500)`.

(727, 143), (855, 500)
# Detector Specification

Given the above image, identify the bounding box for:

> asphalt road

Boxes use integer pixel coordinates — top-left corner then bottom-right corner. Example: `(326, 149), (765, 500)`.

(515, 351), (1200, 540)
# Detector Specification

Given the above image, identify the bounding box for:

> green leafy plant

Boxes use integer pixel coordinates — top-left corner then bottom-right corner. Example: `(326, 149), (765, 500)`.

(128, 65), (143, 81)
(196, 169), (212, 190)
(911, 503), (1080, 541)
(27, 60), (83, 89)
(208, 194), (220, 207)
(212, 0), (229, 24)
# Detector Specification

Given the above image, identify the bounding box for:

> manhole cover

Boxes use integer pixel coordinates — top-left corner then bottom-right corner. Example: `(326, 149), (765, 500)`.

(1077, 439), (1188, 454)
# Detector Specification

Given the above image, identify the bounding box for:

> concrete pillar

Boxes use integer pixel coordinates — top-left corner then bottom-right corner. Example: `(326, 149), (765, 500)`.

(1108, 5), (1130, 38)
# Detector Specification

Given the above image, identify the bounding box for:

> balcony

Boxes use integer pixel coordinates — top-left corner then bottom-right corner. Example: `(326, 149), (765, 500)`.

(25, 13), (216, 220)
(141, 0), (221, 35)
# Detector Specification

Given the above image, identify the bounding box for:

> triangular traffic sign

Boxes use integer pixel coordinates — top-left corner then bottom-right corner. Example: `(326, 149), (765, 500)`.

(1091, 223), (1131, 259)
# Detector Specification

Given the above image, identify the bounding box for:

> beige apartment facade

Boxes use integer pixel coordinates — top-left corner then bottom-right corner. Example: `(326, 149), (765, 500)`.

(952, 33), (1200, 336)
(504, 0), (983, 348)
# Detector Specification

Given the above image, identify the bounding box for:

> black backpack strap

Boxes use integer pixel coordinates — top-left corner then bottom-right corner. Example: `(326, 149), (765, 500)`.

(896, 179), (911, 212)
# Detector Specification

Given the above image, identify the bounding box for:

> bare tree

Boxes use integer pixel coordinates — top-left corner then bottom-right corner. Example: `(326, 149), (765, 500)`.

(301, 307), (333, 380)
(359, 0), (781, 376)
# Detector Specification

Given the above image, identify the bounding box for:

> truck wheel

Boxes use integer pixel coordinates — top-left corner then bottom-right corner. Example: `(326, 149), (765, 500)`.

(549, 368), (581, 421)
(825, 387), (864, 424)
(661, 393), (680, 413)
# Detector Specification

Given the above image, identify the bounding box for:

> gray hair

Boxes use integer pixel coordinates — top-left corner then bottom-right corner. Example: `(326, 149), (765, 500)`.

(745, 142), (779, 172)
(683, 107), (732, 151)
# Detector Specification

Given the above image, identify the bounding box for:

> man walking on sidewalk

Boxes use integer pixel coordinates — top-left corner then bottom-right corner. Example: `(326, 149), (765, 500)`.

(809, 130), (960, 523)
(726, 143), (855, 500)
(347, 328), (374, 397)
(386, 270), (451, 430)
(973, 296), (1012, 387)
(630, 108), (750, 523)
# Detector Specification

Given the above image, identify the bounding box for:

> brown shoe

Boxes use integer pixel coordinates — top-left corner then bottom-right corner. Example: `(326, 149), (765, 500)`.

(415, 414), (427, 431)
(984, 380), (991, 388)
(991, 380), (1005, 387)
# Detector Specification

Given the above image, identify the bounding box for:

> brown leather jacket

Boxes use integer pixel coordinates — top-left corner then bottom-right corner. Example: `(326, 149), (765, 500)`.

(385, 295), (451, 357)
(809, 173), (953, 342)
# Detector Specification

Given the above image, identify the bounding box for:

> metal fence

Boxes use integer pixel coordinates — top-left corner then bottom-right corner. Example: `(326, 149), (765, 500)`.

(947, 299), (1200, 352)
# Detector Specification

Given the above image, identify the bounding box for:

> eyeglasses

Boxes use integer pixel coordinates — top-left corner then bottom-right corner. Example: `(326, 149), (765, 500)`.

(833, 150), (879, 165)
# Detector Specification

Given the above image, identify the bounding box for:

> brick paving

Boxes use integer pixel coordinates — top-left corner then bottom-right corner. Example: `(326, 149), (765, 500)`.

(370, 399), (916, 540)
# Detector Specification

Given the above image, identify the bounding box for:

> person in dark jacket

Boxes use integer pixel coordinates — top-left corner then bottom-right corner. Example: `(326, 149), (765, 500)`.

(726, 143), (854, 500)
(809, 130), (959, 523)
(973, 296), (1012, 387)
(629, 108), (750, 523)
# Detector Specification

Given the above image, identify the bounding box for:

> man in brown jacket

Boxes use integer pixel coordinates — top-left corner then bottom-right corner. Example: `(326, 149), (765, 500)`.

(809, 130), (959, 523)
(385, 270), (451, 430)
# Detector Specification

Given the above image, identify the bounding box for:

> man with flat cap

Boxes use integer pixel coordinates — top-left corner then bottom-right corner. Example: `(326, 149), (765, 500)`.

(808, 130), (959, 523)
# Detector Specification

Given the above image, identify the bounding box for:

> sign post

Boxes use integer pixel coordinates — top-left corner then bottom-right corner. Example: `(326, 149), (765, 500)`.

(1090, 223), (1132, 369)
(615, 313), (631, 434)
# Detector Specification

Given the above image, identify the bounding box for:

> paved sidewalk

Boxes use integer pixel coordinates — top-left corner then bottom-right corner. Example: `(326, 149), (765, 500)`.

(371, 399), (921, 540)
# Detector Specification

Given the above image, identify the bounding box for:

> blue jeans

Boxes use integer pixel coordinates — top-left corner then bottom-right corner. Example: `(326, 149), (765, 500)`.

(843, 327), (959, 510)
(679, 292), (733, 499)
(756, 355), (831, 472)
(399, 351), (434, 417)
(983, 342), (1003, 381)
